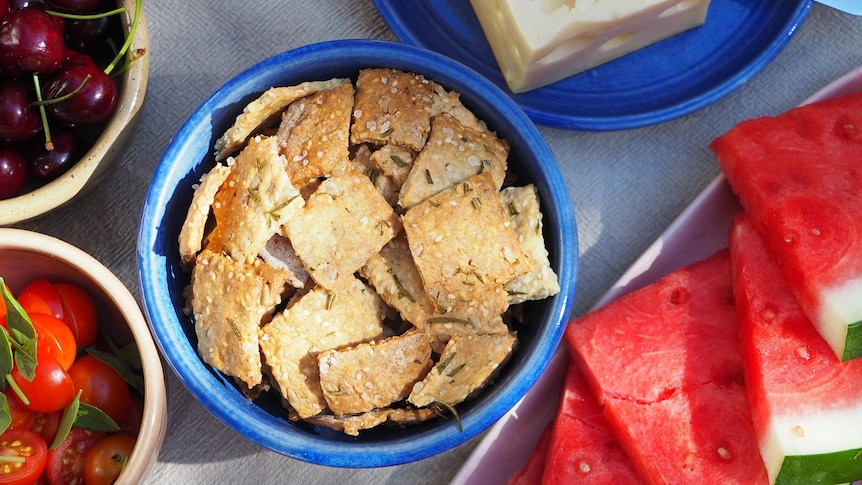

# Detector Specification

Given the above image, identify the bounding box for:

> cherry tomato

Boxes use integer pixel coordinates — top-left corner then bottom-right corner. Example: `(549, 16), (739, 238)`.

(82, 433), (135, 485)
(0, 429), (48, 485)
(46, 428), (105, 485)
(15, 279), (64, 321)
(54, 283), (97, 348)
(32, 313), (77, 370)
(28, 411), (61, 445)
(67, 355), (129, 424)
(4, 391), (33, 430)
(10, 352), (75, 414)
(121, 393), (144, 436)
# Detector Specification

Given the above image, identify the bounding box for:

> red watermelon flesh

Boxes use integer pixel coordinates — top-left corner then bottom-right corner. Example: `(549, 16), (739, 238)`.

(566, 249), (768, 484)
(710, 91), (862, 361)
(542, 361), (642, 484)
(729, 213), (862, 484)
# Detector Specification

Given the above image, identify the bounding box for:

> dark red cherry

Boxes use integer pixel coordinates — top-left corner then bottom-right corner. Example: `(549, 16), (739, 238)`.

(27, 125), (85, 181)
(0, 78), (42, 142)
(63, 15), (113, 57)
(46, 0), (101, 13)
(0, 144), (26, 198)
(8, 0), (46, 10)
(44, 60), (117, 126)
(0, 7), (66, 76)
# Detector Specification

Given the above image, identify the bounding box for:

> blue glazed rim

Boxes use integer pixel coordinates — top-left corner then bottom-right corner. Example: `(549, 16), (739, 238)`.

(137, 39), (577, 467)
(372, 0), (813, 130)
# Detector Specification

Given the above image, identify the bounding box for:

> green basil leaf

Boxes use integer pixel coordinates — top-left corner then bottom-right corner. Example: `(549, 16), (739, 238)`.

(74, 402), (120, 432)
(0, 329), (13, 379)
(86, 347), (144, 395)
(0, 279), (35, 342)
(13, 337), (38, 382)
(0, 393), (10, 436)
(51, 391), (81, 450)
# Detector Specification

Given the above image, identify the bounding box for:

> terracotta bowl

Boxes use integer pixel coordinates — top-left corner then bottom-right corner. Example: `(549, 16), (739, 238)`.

(0, 228), (167, 482)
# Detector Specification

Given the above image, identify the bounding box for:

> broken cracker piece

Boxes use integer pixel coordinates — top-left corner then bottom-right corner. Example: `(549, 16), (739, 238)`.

(259, 277), (387, 418)
(277, 82), (354, 186)
(189, 249), (291, 390)
(207, 135), (305, 263)
(398, 113), (508, 210)
(178, 163), (231, 269)
(403, 171), (533, 326)
(350, 68), (437, 152)
(359, 232), (437, 329)
(306, 406), (438, 436)
(318, 329), (434, 416)
(500, 185), (560, 304)
(408, 330), (517, 408)
(214, 78), (350, 161)
(283, 170), (402, 290)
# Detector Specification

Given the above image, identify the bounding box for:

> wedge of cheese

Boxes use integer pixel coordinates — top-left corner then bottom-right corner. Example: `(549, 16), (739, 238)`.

(470, 0), (712, 93)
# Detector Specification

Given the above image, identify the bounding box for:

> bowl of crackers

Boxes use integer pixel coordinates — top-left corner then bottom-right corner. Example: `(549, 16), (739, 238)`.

(137, 39), (577, 467)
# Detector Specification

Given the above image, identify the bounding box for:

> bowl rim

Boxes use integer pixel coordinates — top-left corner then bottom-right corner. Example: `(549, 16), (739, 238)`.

(0, 0), (150, 226)
(0, 227), (167, 482)
(138, 38), (577, 468)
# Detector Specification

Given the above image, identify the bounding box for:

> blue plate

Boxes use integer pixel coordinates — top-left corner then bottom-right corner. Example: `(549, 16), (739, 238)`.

(372, 0), (813, 130)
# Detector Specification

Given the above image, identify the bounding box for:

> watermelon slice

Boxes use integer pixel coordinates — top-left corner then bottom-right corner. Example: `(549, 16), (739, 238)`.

(729, 213), (862, 484)
(566, 249), (768, 484)
(542, 361), (642, 484)
(710, 91), (862, 361)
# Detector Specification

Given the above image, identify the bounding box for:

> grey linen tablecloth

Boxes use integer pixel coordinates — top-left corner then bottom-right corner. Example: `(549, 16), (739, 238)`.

(13, 1), (862, 483)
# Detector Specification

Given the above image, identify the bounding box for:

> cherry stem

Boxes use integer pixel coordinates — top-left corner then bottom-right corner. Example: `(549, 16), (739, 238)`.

(45, 6), (126, 20)
(105, 0), (142, 76)
(31, 74), (54, 151)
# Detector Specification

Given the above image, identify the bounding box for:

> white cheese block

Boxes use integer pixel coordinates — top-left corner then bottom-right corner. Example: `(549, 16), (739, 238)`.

(470, 0), (712, 93)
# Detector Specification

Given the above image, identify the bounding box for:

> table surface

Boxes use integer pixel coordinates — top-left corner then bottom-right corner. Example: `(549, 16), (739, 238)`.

(13, 2), (862, 484)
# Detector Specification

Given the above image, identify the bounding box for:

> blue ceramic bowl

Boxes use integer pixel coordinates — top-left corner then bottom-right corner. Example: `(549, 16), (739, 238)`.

(137, 39), (577, 468)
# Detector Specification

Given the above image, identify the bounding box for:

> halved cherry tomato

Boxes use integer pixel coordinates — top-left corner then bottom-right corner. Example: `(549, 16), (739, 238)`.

(54, 283), (97, 348)
(9, 352), (75, 414)
(32, 313), (78, 371)
(68, 355), (130, 424)
(0, 429), (48, 485)
(46, 428), (106, 485)
(15, 279), (64, 322)
(82, 433), (136, 485)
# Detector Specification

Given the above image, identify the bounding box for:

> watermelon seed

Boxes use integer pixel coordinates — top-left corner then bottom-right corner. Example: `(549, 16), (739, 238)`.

(793, 425), (805, 437)
(578, 460), (591, 474)
(717, 447), (731, 461)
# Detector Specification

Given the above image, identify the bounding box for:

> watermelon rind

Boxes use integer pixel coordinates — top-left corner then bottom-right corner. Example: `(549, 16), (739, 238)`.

(774, 447), (862, 485)
(844, 320), (862, 362)
(820, 282), (862, 361)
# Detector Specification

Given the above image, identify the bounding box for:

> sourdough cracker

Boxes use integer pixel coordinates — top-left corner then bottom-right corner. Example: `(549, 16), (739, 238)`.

(178, 163), (231, 269)
(189, 248), (290, 390)
(403, 171), (533, 326)
(277, 82), (354, 186)
(318, 329), (434, 416)
(214, 78), (350, 161)
(350, 68), (437, 151)
(398, 113), (508, 210)
(259, 277), (387, 418)
(207, 135), (304, 263)
(283, 170), (402, 290)
(500, 185), (560, 304)
(408, 330), (517, 408)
